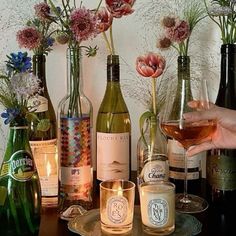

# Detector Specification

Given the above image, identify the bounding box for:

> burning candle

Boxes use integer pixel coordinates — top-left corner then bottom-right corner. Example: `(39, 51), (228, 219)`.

(140, 181), (175, 235)
(100, 180), (135, 234)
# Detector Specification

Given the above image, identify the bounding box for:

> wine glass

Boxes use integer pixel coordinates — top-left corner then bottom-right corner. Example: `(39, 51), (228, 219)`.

(160, 79), (216, 213)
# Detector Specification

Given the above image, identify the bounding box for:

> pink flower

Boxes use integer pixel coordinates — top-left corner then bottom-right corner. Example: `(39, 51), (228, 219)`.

(16, 27), (42, 50)
(69, 7), (98, 42)
(105, 0), (135, 18)
(96, 7), (113, 33)
(161, 16), (176, 28)
(34, 2), (51, 21)
(136, 52), (166, 78)
(165, 20), (190, 43)
(157, 36), (172, 49)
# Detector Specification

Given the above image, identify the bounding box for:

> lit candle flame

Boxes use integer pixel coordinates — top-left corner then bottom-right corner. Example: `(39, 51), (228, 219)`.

(46, 161), (52, 177)
(112, 181), (123, 197)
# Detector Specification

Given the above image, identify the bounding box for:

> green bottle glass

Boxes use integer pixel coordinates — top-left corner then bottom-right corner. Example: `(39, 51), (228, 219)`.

(29, 54), (58, 207)
(0, 117), (41, 236)
(96, 55), (131, 182)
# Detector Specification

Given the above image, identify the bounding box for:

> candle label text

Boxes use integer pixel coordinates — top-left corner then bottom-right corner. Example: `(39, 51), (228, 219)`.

(148, 198), (168, 226)
(107, 196), (128, 224)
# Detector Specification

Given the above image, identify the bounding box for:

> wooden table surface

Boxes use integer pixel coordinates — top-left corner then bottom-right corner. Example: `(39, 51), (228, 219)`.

(39, 172), (234, 236)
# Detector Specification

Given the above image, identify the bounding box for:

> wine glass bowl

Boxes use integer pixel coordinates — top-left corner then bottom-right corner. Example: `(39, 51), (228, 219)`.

(160, 78), (216, 213)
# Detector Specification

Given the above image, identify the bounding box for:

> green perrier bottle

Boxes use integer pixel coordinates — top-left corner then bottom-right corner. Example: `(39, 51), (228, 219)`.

(0, 117), (41, 236)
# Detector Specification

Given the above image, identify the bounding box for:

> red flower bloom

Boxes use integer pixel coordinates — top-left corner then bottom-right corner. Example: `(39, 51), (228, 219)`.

(16, 27), (42, 50)
(34, 2), (51, 21)
(97, 7), (113, 32)
(69, 7), (98, 42)
(165, 20), (190, 43)
(136, 52), (166, 78)
(105, 0), (135, 18)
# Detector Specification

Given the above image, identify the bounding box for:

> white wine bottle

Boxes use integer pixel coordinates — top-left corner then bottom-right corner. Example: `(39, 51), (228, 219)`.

(96, 55), (131, 182)
(29, 54), (58, 207)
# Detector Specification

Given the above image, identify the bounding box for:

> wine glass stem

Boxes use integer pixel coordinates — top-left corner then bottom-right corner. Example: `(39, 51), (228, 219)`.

(183, 148), (189, 202)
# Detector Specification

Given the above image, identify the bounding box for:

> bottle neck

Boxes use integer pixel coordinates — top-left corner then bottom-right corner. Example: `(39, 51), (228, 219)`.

(107, 54), (120, 82)
(67, 47), (83, 96)
(177, 56), (190, 81)
(33, 54), (47, 91)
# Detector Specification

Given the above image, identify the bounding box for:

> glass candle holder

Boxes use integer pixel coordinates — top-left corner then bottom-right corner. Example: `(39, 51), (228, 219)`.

(34, 147), (58, 208)
(140, 181), (175, 235)
(100, 180), (135, 234)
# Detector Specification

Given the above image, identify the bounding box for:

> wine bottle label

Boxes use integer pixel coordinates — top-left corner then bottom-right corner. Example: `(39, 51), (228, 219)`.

(60, 116), (92, 201)
(167, 139), (200, 180)
(141, 160), (168, 182)
(148, 198), (168, 226)
(30, 139), (58, 197)
(107, 196), (128, 224)
(207, 154), (236, 190)
(0, 150), (35, 182)
(97, 132), (130, 181)
(28, 95), (48, 113)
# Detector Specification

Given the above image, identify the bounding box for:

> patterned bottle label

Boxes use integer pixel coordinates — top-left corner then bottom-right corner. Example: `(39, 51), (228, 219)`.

(107, 196), (128, 224)
(97, 132), (130, 181)
(207, 154), (236, 190)
(60, 116), (92, 201)
(148, 198), (169, 226)
(0, 150), (35, 182)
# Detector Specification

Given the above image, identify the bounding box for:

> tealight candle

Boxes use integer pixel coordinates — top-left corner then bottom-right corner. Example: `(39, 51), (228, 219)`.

(140, 181), (175, 235)
(100, 180), (135, 234)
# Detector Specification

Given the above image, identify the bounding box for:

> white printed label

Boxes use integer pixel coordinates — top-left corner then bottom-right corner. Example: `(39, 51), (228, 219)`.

(148, 198), (168, 226)
(28, 95), (48, 113)
(61, 166), (92, 185)
(97, 132), (129, 181)
(30, 139), (58, 196)
(107, 196), (128, 224)
(142, 160), (168, 182)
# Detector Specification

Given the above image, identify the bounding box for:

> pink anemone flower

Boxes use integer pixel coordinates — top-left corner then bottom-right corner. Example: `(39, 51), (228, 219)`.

(105, 0), (135, 18)
(136, 52), (166, 78)
(97, 7), (113, 33)
(34, 2), (51, 21)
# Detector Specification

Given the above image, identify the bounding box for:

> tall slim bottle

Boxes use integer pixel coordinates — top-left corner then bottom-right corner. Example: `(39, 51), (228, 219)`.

(167, 56), (201, 193)
(29, 54), (58, 207)
(207, 44), (236, 211)
(96, 55), (131, 182)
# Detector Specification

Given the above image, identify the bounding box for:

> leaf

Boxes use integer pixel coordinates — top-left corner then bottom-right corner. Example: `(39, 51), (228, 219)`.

(25, 112), (38, 122)
(37, 119), (50, 132)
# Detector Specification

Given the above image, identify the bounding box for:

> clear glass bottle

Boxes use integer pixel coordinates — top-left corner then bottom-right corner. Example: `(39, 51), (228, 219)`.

(167, 56), (201, 193)
(96, 55), (131, 182)
(0, 117), (41, 236)
(137, 116), (168, 188)
(58, 47), (93, 211)
(29, 54), (58, 207)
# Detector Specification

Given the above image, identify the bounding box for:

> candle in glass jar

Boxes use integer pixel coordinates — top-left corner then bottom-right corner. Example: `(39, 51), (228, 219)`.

(140, 181), (175, 235)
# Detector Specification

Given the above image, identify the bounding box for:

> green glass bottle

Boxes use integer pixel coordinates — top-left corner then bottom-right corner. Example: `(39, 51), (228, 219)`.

(96, 55), (131, 182)
(0, 117), (41, 236)
(29, 54), (58, 207)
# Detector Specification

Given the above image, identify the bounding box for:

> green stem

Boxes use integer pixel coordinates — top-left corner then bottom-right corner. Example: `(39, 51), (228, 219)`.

(152, 78), (157, 116)
(95, 0), (103, 13)
(102, 32), (113, 55)
(109, 25), (115, 55)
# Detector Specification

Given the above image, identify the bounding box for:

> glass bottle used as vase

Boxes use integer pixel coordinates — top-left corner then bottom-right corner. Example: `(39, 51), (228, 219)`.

(137, 115), (168, 188)
(167, 56), (201, 193)
(207, 44), (236, 211)
(96, 55), (131, 183)
(29, 54), (58, 208)
(58, 47), (93, 211)
(0, 117), (41, 236)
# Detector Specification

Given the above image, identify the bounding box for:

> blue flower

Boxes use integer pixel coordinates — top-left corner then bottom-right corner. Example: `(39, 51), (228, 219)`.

(1, 108), (20, 125)
(46, 37), (55, 47)
(6, 52), (32, 73)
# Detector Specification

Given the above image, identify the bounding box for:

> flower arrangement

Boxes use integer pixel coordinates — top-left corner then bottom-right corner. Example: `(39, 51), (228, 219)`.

(16, 1), (56, 55)
(97, 0), (136, 55)
(157, 2), (206, 56)
(136, 52), (166, 155)
(204, 0), (236, 44)
(0, 51), (49, 130)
